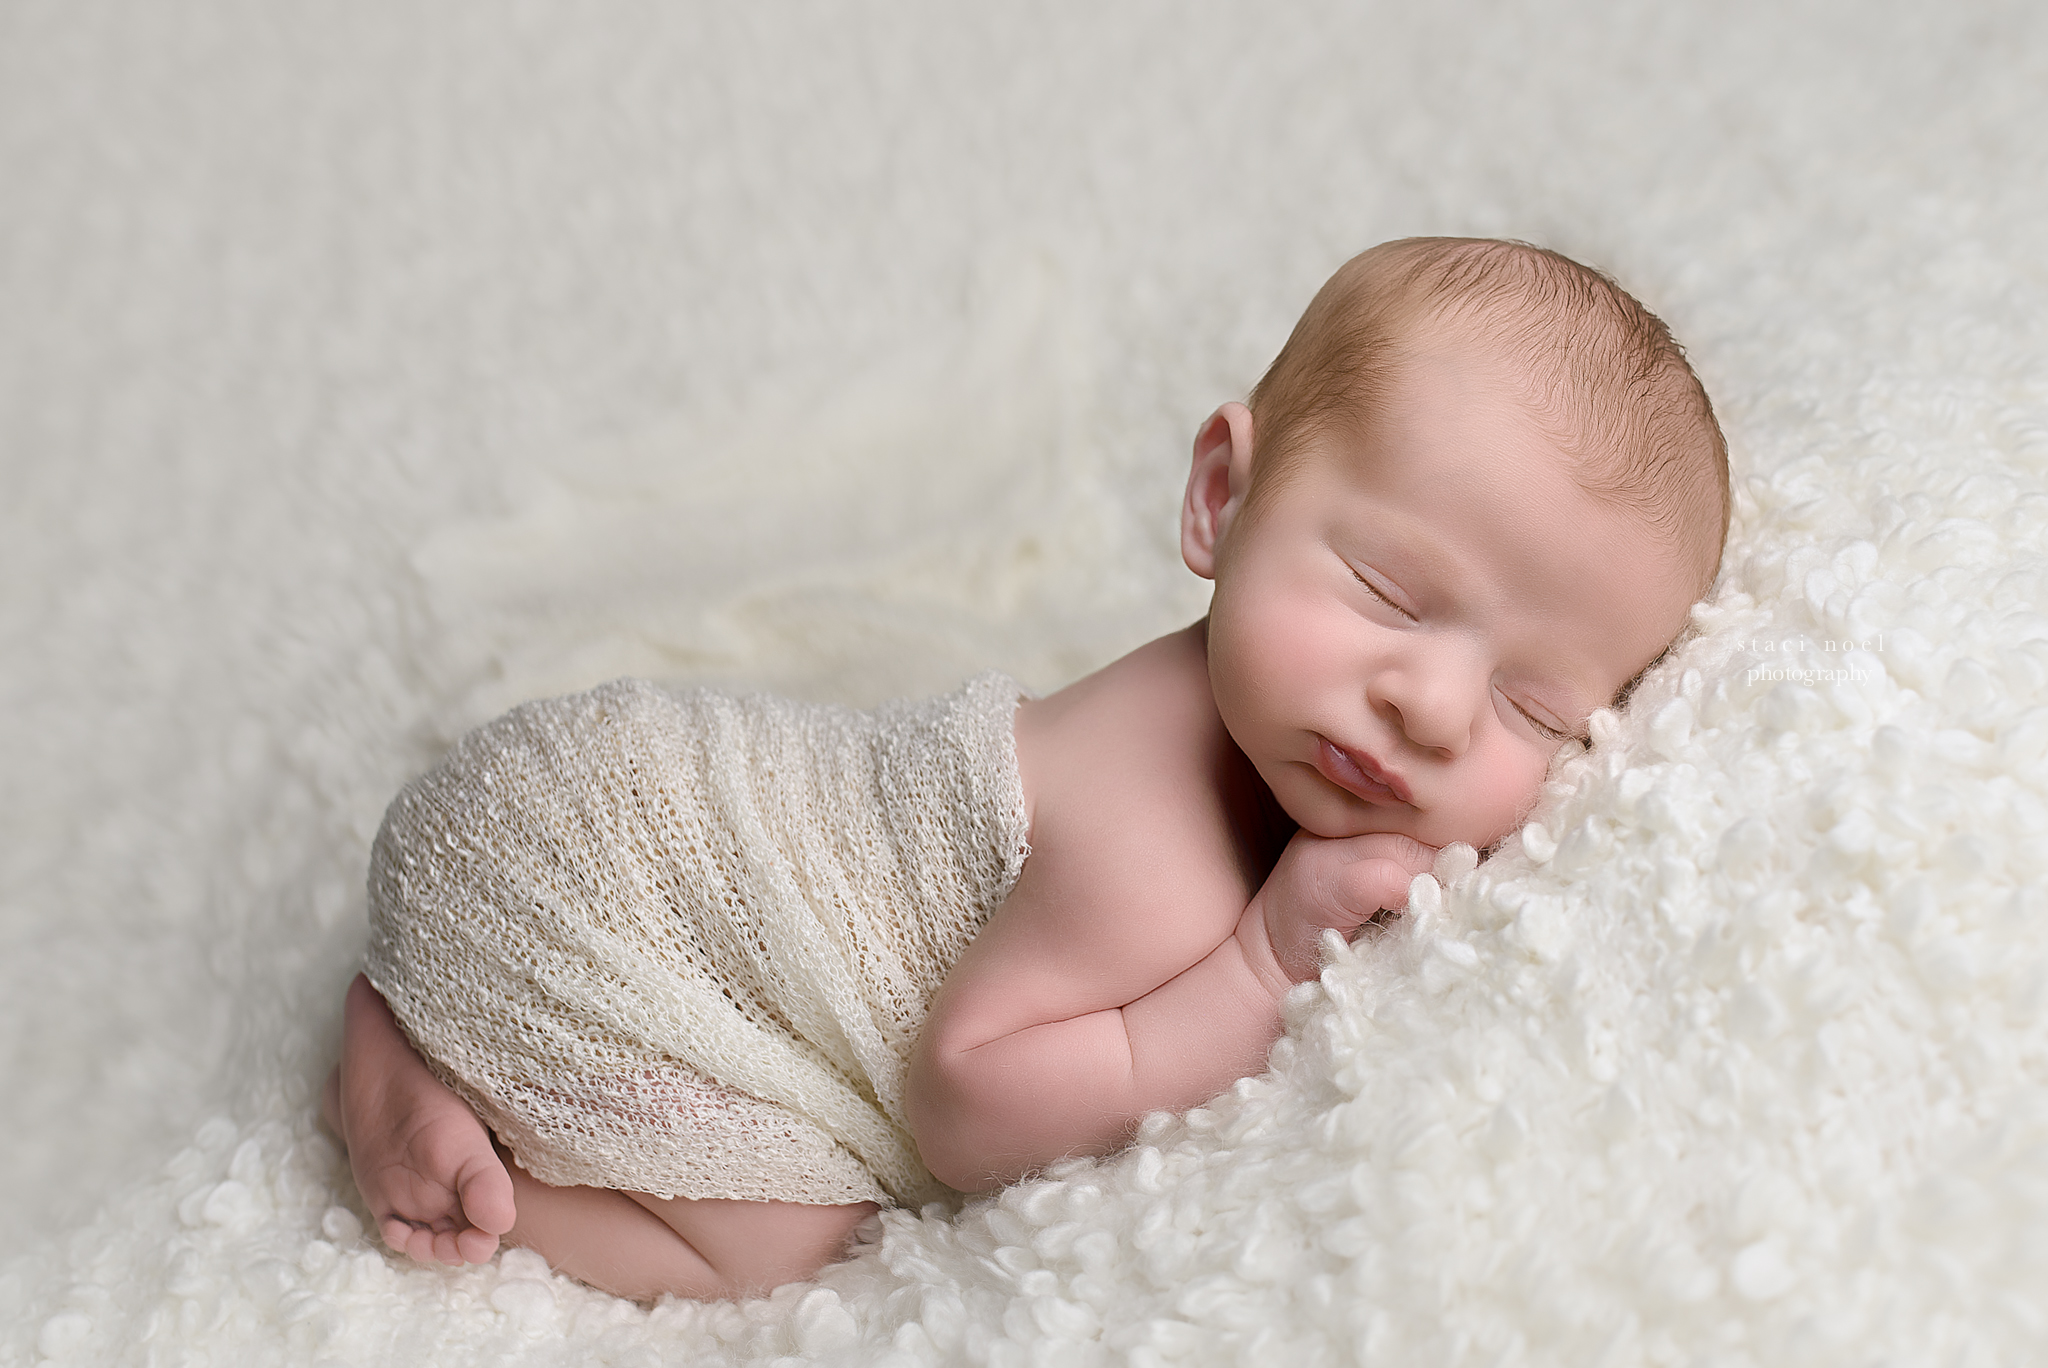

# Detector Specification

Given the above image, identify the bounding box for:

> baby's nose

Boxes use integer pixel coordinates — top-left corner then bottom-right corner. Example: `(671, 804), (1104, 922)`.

(1374, 656), (1482, 755)
(1391, 694), (1470, 755)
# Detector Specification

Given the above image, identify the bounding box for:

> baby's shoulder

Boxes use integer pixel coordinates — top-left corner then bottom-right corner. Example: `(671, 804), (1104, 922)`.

(1015, 626), (1270, 912)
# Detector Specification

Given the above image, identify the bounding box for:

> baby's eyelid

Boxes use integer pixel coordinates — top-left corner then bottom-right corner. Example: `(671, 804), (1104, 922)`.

(1505, 692), (1567, 741)
(1350, 566), (1416, 620)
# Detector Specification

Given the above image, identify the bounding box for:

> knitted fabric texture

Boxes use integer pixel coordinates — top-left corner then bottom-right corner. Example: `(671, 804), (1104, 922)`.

(363, 671), (1029, 1208)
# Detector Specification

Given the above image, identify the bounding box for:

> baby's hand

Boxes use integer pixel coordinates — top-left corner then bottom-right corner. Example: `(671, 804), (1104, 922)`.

(1243, 830), (1439, 985)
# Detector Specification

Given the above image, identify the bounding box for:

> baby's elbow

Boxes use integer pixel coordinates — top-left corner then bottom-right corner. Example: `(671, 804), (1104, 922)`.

(917, 1112), (1019, 1194)
(918, 1118), (1057, 1194)
(905, 1042), (1006, 1193)
(922, 1145), (1005, 1195)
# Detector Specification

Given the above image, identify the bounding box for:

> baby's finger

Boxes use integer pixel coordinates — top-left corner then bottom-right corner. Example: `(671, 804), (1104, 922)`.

(1337, 831), (1439, 878)
(1333, 856), (1426, 918)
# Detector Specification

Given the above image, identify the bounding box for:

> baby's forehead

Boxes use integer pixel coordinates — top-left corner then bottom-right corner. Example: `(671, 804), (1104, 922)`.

(1370, 331), (1719, 585)
(1346, 341), (1600, 487)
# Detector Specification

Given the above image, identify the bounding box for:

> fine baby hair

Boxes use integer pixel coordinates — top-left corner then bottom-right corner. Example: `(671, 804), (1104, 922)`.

(1246, 237), (1729, 597)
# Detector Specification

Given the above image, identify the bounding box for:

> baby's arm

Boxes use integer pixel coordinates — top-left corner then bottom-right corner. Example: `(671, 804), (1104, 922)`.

(907, 748), (1433, 1190)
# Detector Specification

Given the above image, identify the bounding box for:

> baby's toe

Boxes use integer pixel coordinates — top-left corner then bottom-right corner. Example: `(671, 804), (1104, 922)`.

(454, 1226), (502, 1265)
(382, 1217), (430, 1261)
(457, 1160), (517, 1236)
(428, 1226), (470, 1266)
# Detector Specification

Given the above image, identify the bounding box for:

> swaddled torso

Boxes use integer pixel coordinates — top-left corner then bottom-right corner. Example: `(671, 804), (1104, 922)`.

(363, 672), (1029, 1207)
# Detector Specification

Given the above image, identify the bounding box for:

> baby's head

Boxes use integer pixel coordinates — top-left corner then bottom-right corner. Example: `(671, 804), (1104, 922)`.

(1182, 237), (1728, 851)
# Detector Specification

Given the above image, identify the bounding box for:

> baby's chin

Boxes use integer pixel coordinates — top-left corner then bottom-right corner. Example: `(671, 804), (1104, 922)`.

(1293, 808), (1455, 851)
(1280, 773), (1526, 853)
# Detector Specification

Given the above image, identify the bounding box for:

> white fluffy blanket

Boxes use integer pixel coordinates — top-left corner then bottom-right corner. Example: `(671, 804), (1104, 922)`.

(5, 3), (2045, 1364)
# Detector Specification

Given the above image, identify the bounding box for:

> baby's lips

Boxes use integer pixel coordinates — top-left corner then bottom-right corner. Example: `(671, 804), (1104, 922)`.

(1316, 736), (1414, 805)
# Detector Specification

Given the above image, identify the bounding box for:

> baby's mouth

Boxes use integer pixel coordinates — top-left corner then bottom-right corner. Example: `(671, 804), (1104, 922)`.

(1314, 737), (1413, 806)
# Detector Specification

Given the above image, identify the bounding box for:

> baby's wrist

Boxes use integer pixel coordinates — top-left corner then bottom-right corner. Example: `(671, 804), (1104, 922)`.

(1233, 900), (1301, 999)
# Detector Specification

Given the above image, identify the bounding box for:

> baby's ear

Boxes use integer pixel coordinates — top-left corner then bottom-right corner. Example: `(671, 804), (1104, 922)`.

(1180, 402), (1256, 580)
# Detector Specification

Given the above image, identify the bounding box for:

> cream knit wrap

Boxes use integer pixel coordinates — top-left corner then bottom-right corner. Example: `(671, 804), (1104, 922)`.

(363, 672), (1028, 1208)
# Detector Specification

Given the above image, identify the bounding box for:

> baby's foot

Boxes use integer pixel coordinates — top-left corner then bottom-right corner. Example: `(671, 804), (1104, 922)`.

(331, 974), (517, 1266)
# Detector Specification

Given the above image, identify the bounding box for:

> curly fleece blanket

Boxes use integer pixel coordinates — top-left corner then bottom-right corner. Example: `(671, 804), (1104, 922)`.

(4, 3), (2045, 1365)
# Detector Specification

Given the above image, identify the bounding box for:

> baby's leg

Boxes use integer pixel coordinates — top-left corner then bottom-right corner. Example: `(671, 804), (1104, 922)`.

(326, 975), (872, 1299)
(323, 973), (517, 1265)
(499, 1162), (877, 1302)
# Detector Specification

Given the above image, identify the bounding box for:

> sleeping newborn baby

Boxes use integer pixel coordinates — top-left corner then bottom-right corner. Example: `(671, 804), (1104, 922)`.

(324, 237), (1730, 1302)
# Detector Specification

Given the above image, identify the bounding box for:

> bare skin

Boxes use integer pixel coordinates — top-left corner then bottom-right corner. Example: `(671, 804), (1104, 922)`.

(324, 975), (516, 1267)
(328, 330), (1707, 1296)
(323, 975), (875, 1302)
(907, 350), (1702, 1189)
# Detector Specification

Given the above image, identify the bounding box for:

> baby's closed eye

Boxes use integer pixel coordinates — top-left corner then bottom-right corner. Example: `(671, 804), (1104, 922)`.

(1349, 566), (1417, 621)
(1501, 692), (1567, 742)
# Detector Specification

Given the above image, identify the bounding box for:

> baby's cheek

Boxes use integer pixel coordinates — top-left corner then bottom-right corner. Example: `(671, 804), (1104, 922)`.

(1461, 754), (1552, 849)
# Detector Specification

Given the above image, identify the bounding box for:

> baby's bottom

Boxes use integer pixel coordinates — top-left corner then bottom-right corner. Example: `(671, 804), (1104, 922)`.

(326, 974), (874, 1303)
(498, 1161), (876, 1303)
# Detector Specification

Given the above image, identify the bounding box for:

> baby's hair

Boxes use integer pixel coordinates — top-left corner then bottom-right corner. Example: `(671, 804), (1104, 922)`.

(1245, 238), (1730, 595)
